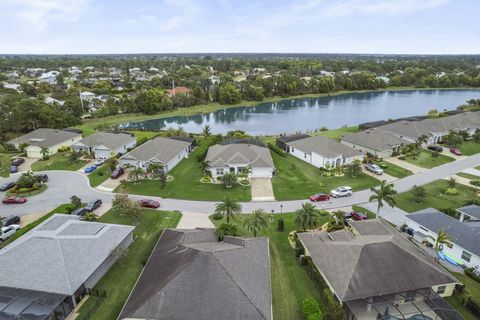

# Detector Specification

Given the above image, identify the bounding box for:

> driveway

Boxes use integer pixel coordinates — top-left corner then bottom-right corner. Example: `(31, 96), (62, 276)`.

(177, 211), (214, 229)
(361, 167), (396, 183)
(387, 157), (425, 173)
(97, 176), (125, 192)
(251, 178), (275, 201)
(361, 202), (408, 227)
(17, 157), (38, 173)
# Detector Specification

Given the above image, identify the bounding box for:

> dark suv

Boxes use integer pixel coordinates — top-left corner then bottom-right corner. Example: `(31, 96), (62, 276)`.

(35, 174), (49, 183)
(427, 145), (443, 152)
(71, 207), (89, 216)
(85, 199), (102, 212)
(11, 158), (25, 166)
(111, 167), (124, 179)
(4, 215), (20, 226)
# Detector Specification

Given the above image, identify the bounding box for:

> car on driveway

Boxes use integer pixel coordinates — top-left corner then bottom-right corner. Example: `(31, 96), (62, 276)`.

(2, 197), (27, 205)
(449, 147), (463, 156)
(3, 215), (21, 226)
(139, 199), (160, 208)
(111, 167), (124, 179)
(94, 159), (106, 166)
(71, 207), (89, 216)
(309, 193), (330, 202)
(0, 182), (16, 191)
(0, 224), (21, 242)
(35, 174), (48, 183)
(351, 211), (368, 221)
(84, 165), (97, 173)
(85, 199), (102, 212)
(9, 166), (18, 173)
(427, 145), (443, 152)
(364, 163), (383, 175)
(330, 186), (352, 198)
(11, 158), (25, 166)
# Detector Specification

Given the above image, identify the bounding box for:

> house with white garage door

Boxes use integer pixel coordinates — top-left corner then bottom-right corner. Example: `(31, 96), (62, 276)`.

(118, 136), (194, 172)
(71, 132), (136, 159)
(283, 135), (363, 169)
(205, 144), (274, 179)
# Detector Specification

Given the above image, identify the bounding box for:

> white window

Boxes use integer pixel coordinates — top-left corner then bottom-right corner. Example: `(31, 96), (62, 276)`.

(461, 251), (472, 262)
(437, 285), (446, 295)
(216, 168), (224, 175)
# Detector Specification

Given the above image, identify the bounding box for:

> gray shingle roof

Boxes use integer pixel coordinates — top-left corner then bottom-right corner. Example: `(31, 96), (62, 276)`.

(457, 204), (480, 220)
(118, 228), (272, 320)
(119, 136), (191, 164)
(342, 128), (408, 152)
(298, 220), (458, 302)
(0, 214), (134, 295)
(7, 128), (82, 148)
(408, 208), (480, 256)
(74, 132), (135, 150)
(205, 144), (274, 168)
(288, 135), (363, 158)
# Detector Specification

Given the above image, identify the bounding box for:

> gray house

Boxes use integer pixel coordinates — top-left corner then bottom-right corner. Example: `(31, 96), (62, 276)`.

(71, 132), (136, 159)
(118, 228), (272, 320)
(341, 128), (409, 158)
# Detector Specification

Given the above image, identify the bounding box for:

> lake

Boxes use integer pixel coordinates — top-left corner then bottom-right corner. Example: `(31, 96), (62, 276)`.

(119, 89), (480, 135)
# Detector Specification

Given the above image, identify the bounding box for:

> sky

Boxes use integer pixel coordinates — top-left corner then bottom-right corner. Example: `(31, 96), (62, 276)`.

(0, 0), (478, 54)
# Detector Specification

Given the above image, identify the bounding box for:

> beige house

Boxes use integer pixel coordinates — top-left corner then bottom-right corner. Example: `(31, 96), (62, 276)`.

(341, 128), (408, 158)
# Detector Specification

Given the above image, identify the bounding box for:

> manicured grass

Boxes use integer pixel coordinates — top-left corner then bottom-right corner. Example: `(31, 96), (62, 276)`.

(314, 126), (358, 141)
(129, 130), (159, 141)
(445, 272), (480, 320)
(457, 172), (479, 180)
(351, 205), (377, 219)
(76, 209), (182, 320)
(376, 160), (413, 178)
(211, 213), (328, 320)
(6, 183), (47, 197)
(403, 149), (455, 169)
(0, 203), (71, 249)
(88, 164), (111, 187)
(0, 153), (16, 177)
(458, 141), (480, 156)
(31, 152), (87, 171)
(271, 152), (379, 201)
(117, 139), (251, 202)
(394, 180), (478, 212)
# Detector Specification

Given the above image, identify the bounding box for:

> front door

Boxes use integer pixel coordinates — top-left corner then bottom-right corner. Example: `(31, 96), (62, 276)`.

(230, 167), (235, 173)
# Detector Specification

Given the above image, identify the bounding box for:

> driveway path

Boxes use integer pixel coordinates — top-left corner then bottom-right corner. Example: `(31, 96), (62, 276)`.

(2, 152), (480, 217)
(251, 178), (275, 201)
(387, 157), (426, 173)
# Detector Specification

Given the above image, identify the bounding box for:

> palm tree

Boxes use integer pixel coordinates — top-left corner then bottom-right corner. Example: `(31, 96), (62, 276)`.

(428, 229), (453, 257)
(416, 134), (428, 147)
(200, 160), (211, 176)
(294, 203), (320, 232)
(221, 172), (237, 188)
(369, 180), (397, 219)
(214, 197), (242, 223)
(147, 163), (164, 178)
(328, 211), (345, 230)
(202, 125), (211, 139)
(83, 212), (99, 222)
(243, 209), (269, 237)
(128, 167), (145, 183)
(40, 147), (50, 160)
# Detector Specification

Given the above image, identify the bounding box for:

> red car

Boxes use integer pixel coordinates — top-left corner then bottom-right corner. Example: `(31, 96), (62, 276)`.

(449, 147), (463, 156)
(2, 197), (27, 205)
(350, 211), (368, 221)
(138, 199), (160, 208)
(309, 193), (330, 202)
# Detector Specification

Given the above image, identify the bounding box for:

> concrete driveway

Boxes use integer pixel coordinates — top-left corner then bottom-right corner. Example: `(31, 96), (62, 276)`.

(251, 178), (275, 201)
(361, 167), (396, 182)
(387, 157), (425, 173)
(17, 157), (38, 173)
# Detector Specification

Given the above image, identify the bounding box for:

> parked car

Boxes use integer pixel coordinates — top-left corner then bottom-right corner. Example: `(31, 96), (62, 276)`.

(71, 207), (89, 216)
(85, 199), (102, 212)
(350, 211), (368, 221)
(309, 193), (330, 202)
(0, 182), (16, 192)
(35, 174), (48, 183)
(138, 199), (160, 208)
(111, 167), (124, 179)
(449, 147), (463, 156)
(94, 158), (106, 166)
(0, 224), (20, 241)
(11, 158), (25, 166)
(3, 215), (21, 226)
(364, 163), (383, 175)
(427, 145), (443, 152)
(330, 186), (353, 198)
(9, 166), (18, 173)
(84, 165), (97, 173)
(2, 197), (27, 205)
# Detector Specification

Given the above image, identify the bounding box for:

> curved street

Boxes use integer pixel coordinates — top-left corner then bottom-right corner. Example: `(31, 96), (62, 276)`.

(2, 152), (480, 217)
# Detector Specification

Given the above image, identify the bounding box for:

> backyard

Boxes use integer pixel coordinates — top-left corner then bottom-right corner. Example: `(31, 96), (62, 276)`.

(403, 149), (454, 169)
(31, 152), (87, 171)
(458, 141), (480, 156)
(271, 152), (379, 201)
(314, 125), (358, 141)
(445, 272), (480, 320)
(394, 180), (478, 212)
(210, 212), (328, 320)
(76, 208), (182, 320)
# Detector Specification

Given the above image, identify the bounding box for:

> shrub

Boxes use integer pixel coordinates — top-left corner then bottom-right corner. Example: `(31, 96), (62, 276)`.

(136, 136), (148, 145)
(439, 208), (459, 219)
(378, 162), (388, 169)
(277, 218), (284, 232)
(97, 172), (104, 176)
(465, 268), (480, 284)
(443, 188), (459, 195)
(398, 156), (406, 160)
(464, 199), (480, 206)
(268, 143), (287, 157)
(302, 298), (323, 320)
(323, 289), (345, 320)
(464, 296), (480, 317)
(412, 185), (427, 203)
(212, 212), (223, 220)
(57, 146), (70, 152)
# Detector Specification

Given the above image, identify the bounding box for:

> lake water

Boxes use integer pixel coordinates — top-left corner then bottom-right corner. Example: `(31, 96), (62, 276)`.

(120, 89), (480, 135)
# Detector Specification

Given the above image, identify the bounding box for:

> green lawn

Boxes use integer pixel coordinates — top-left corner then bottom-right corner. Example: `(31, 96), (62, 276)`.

(88, 164), (111, 187)
(403, 149), (455, 169)
(445, 272), (480, 320)
(377, 160), (413, 178)
(458, 141), (480, 156)
(314, 126), (358, 141)
(394, 180), (478, 212)
(129, 130), (159, 141)
(76, 209), (182, 320)
(117, 139), (251, 202)
(457, 172), (479, 180)
(31, 152), (87, 171)
(0, 153), (17, 177)
(211, 213), (328, 320)
(271, 152), (379, 201)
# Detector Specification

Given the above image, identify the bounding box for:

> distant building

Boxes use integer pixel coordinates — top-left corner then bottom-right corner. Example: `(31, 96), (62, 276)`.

(45, 96), (65, 106)
(166, 86), (191, 97)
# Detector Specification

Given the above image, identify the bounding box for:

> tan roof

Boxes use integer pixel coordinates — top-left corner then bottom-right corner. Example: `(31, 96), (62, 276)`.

(288, 136), (363, 158)
(205, 144), (274, 168)
(8, 128), (81, 148)
(119, 137), (191, 164)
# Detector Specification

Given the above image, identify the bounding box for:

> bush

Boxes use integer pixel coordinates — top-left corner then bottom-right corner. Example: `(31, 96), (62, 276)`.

(398, 156), (406, 160)
(302, 298), (323, 320)
(57, 146), (70, 152)
(97, 172), (104, 176)
(465, 268), (480, 284)
(439, 207), (459, 219)
(277, 218), (284, 231)
(443, 188), (459, 195)
(212, 212), (223, 220)
(464, 296), (480, 317)
(136, 136), (148, 145)
(378, 162), (388, 169)
(268, 143), (287, 157)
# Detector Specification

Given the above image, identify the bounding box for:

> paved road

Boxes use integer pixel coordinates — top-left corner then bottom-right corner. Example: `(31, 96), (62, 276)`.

(2, 152), (480, 217)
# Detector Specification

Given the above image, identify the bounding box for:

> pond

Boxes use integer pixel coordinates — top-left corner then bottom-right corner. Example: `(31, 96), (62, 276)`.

(120, 89), (480, 135)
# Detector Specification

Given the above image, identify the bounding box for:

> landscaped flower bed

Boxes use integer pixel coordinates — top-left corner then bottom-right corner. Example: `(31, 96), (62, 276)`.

(6, 184), (47, 197)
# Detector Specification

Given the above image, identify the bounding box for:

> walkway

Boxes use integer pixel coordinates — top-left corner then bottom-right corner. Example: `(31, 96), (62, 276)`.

(461, 167), (480, 176)
(251, 178), (275, 201)
(386, 157), (426, 174)
(444, 174), (473, 187)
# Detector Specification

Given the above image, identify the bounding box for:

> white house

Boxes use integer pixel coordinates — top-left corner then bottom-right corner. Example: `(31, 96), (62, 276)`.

(80, 91), (96, 102)
(205, 144), (274, 179)
(284, 135), (363, 169)
(406, 208), (480, 269)
(71, 132), (136, 159)
(118, 136), (194, 172)
(45, 96), (65, 106)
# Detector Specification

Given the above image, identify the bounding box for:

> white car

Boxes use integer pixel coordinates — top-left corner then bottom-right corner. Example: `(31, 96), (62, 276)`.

(94, 158), (106, 166)
(0, 224), (20, 242)
(364, 163), (384, 175)
(330, 186), (353, 198)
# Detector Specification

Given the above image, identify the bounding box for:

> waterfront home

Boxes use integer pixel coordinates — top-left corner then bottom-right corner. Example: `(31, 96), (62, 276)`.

(341, 128), (408, 158)
(118, 228), (272, 320)
(71, 132), (136, 159)
(166, 86), (191, 97)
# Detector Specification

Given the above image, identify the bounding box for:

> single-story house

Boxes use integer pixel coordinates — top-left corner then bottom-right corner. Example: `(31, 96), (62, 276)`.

(298, 219), (461, 320)
(457, 204), (480, 222)
(406, 208), (480, 269)
(118, 228), (272, 320)
(118, 136), (194, 172)
(71, 132), (136, 159)
(341, 128), (409, 158)
(0, 214), (134, 320)
(284, 135), (364, 169)
(275, 134), (310, 151)
(205, 144), (274, 178)
(7, 128), (82, 158)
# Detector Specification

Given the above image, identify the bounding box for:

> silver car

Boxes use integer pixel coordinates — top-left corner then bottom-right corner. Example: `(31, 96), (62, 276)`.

(364, 163), (384, 175)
